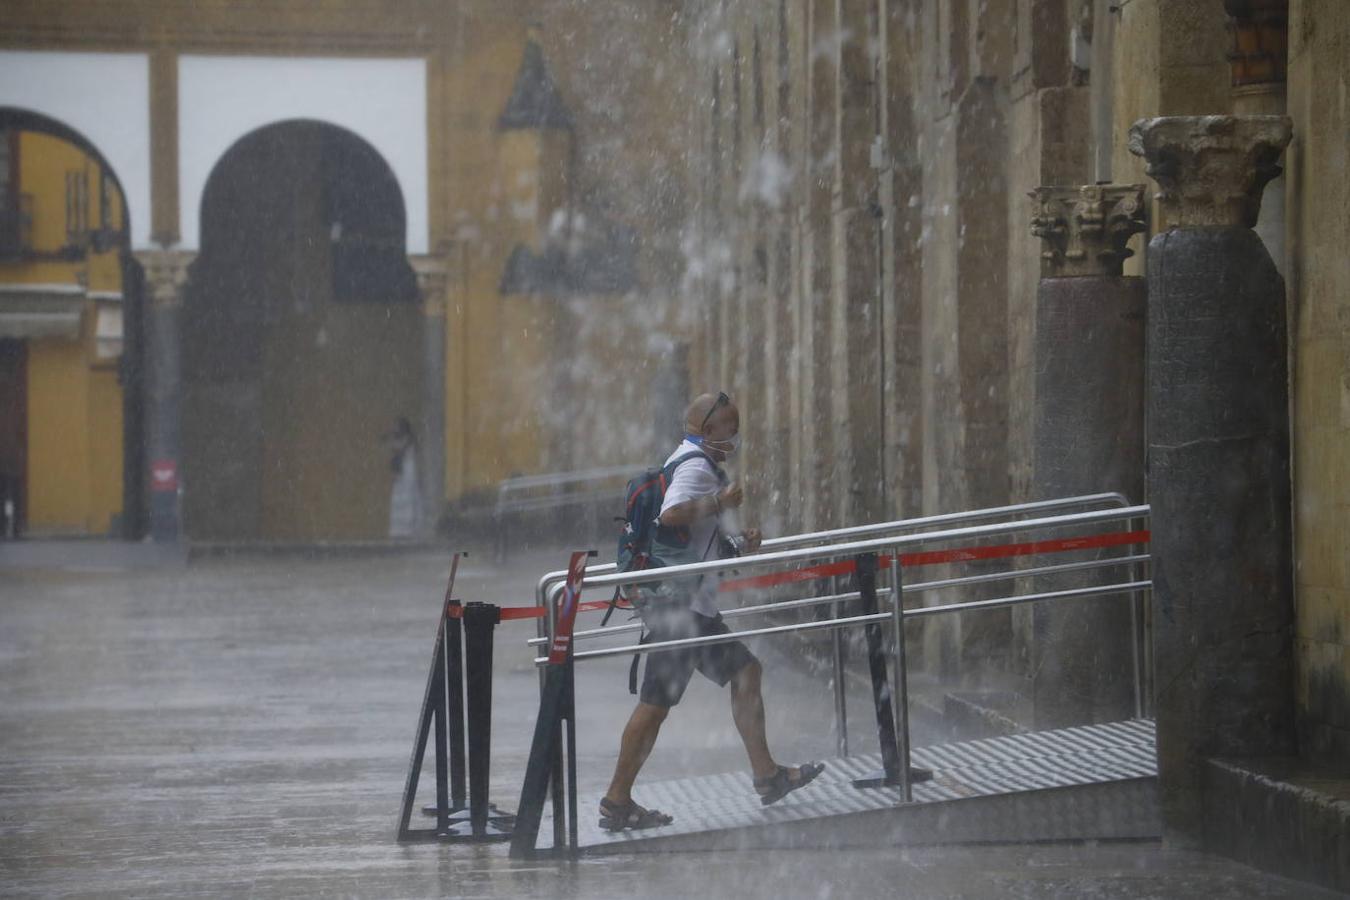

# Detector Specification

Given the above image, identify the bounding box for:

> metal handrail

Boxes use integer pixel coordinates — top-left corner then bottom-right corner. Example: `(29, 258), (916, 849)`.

(531, 492), (1132, 618)
(524, 553), (1151, 647)
(521, 499), (1155, 814)
(532, 580), (1150, 665)
(577, 505), (1147, 591)
(534, 502), (1147, 686)
(526, 498), (1153, 808)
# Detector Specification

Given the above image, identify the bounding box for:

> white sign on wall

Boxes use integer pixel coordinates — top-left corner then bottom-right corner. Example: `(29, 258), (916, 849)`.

(178, 55), (429, 254)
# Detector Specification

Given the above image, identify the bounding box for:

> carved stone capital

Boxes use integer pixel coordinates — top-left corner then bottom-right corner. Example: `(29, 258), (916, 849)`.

(1127, 115), (1292, 229)
(134, 250), (195, 308)
(1029, 184), (1147, 278)
(409, 254), (451, 315)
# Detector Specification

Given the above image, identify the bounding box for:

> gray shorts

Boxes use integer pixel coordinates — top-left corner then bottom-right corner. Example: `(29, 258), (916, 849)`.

(638, 607), (757, 709)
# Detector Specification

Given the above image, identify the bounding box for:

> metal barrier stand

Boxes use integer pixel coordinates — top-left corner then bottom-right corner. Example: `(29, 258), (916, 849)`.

(397, 590), (514, 843)
(396, 599), (466, 841)
(510, 551), (592, 859)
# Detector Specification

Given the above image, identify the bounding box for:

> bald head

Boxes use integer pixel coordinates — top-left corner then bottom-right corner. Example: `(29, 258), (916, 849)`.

(684, 392), (730, 433)
(684, 391), (740, 460)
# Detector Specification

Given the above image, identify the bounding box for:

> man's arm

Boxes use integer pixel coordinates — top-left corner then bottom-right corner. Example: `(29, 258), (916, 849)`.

(659, 481), (743, 527)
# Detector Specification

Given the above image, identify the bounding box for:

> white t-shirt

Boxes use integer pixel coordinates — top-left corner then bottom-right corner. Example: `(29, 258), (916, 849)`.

(658, 439), (726, 618)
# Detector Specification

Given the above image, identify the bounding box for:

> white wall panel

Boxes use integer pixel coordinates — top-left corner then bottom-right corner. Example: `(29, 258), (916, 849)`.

(179, 55), (428, 253)
(0, 51), (152, 249)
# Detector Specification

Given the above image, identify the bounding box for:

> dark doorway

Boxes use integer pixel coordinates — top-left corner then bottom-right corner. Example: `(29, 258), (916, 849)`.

(0, 338), (26, 537)
(187, 120), (421, 541)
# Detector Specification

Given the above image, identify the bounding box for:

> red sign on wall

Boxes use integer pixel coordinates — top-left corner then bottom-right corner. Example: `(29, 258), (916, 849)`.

(150, 459), (179, 493)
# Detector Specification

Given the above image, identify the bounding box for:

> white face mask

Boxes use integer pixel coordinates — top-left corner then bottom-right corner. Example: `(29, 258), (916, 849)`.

(704, 432), (741, 457)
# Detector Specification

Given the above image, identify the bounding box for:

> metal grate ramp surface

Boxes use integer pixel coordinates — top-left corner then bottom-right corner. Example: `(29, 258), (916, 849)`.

(536, 718), (1159, 854)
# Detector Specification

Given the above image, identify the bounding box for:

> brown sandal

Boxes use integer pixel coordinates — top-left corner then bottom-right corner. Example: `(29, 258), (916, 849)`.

(754, 762), (825, 806)
(598, 797), (674, 831)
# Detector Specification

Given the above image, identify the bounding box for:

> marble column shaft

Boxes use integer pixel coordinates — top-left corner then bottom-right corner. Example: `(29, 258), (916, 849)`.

(1129, 115), (1297, 846)
(1028, 184), (1148, 729)
(135, 250), (193, 543)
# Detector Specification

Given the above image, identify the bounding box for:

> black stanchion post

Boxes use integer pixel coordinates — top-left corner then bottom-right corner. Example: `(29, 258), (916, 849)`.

(550, 723), (566, 849)
(462, 601), (502, 838)
(852, 552), (933, 792)
(565, 652), (578, 849)
(852, 553), (901, 787)
(434, 612), (452, 834)
(445, 600), (467, 811)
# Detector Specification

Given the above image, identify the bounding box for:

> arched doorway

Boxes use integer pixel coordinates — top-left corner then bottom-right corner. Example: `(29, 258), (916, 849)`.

(0, 107), (145, 540)
(186, 120), (422, 541)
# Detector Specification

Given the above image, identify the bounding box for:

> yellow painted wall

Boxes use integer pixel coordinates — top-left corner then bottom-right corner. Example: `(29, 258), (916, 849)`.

(1, 130), (125, 535)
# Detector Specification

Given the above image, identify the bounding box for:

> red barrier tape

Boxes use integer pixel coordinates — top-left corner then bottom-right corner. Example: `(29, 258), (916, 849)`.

(447, 529), (1150, 620)
(446, 599), (615, 621)
(720, 529), (1151, 593)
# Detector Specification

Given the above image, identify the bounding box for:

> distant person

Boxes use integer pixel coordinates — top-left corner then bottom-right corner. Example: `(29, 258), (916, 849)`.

(599, 392), (824, 831)
(385, 417), (422, 539)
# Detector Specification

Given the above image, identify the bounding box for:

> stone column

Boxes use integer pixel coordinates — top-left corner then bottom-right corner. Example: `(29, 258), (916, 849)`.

(411, 255), (450, 538)
(1027, 183), (1148, 729)
(134, 250), (193, 543)
(1128, 115), (1296, 846)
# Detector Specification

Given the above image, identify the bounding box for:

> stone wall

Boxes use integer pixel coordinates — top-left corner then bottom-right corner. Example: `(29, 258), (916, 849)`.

(1286, 0), (1350, 762)
(677, 0), (1349, 751)
(678, 0), (1106, 685)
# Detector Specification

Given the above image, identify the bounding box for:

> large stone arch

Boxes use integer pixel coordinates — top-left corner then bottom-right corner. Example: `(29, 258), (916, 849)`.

(0, 51), (151, 249)
(177, 55), (428, 254)
(184, 119), (426, 541)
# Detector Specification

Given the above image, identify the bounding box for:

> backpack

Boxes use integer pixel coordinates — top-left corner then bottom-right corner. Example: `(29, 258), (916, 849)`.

(614, 450), (717, 580)
(610, 449), (722, 692)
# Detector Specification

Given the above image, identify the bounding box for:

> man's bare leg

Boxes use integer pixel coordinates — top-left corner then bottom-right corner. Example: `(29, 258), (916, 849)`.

(604, 701), (669, 805)
(729, 660), (780, 779)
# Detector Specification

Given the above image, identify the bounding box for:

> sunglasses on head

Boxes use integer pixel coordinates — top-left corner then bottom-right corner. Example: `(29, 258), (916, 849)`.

(699, 392), (730, 432)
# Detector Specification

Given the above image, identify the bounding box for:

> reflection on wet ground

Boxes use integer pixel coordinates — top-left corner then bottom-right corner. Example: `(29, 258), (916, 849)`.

(0, 548), (1335, 898)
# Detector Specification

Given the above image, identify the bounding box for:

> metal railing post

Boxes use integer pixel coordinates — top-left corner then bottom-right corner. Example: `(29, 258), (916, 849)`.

(829, 572), (849, 757)
(889, 550), (913, 802)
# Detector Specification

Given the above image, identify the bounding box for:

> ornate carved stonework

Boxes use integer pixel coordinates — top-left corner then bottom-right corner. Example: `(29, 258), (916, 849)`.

(1127, 115), (1292, 229)
(409, 255), (451, 314)
(1029, 184), (1147, 278)
(134, 250), (196, 308)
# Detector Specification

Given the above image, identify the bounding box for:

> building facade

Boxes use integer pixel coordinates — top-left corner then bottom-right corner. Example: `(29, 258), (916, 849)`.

(1, 127), (128, 536)
(0, 0), (692, 542)
(672, 0), (1347, 887)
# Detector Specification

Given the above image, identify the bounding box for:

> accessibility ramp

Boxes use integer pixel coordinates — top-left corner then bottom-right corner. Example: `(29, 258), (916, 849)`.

(534, 719), (1158, 854)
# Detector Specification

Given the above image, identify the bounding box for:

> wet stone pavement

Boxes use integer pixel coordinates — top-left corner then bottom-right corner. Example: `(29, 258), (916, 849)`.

(0, 547), (1340, 899)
